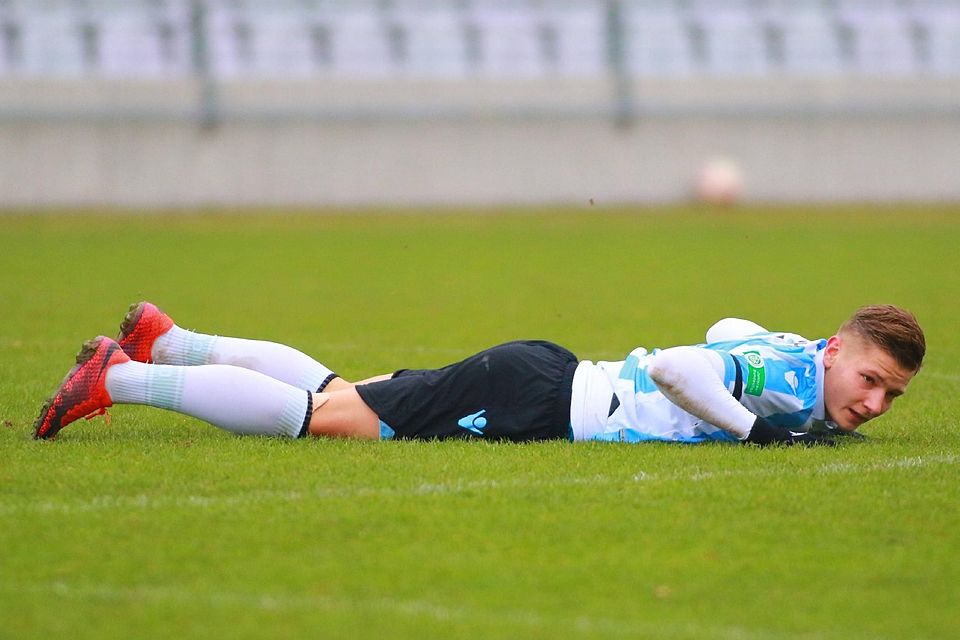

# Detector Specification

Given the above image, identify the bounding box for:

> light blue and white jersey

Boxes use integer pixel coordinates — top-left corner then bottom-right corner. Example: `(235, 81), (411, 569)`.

(569, 321), (832, 443)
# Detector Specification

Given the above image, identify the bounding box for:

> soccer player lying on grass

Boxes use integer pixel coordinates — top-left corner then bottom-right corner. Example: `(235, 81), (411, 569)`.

(34, 303), (924, 446)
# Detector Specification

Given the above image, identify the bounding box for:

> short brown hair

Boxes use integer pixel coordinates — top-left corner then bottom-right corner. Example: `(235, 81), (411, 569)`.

(839, 305), (926, 371)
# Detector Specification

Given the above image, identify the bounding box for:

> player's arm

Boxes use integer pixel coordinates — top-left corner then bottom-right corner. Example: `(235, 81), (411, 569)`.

(647, 346), (831, 446)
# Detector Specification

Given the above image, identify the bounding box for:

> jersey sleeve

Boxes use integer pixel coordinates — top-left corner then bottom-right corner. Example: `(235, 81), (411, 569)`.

(648, 346), (756, 439)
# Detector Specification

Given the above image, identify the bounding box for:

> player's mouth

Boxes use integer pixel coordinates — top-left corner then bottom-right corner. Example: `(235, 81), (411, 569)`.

(848, 408), (868, 426)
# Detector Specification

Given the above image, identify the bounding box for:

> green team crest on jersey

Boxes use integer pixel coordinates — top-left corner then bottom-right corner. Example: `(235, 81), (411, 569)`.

(744, 351), (765, 396)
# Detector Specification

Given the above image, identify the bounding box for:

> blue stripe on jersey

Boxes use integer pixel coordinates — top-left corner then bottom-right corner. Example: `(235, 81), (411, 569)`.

(619, 353), (639, 382)
(619, 353), (658, 394)
(635, 369), (659, 394)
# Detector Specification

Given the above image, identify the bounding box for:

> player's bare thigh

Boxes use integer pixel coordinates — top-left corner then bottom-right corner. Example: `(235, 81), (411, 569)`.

(307, 387), (381, 439)
(323, 374), (392, 392)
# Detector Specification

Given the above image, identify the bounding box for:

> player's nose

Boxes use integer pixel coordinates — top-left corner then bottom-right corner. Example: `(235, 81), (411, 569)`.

(863, 389), (886, 417)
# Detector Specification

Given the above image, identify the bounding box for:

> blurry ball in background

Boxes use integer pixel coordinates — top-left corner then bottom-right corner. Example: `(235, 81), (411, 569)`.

(695, 157), (744, 205)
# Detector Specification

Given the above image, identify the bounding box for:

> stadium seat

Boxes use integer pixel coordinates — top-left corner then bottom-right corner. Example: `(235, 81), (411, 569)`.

(689, 0), (769, 76)
(205, 0), (251, 78)
(379, 4), (470, 78)
(5, 1), (87, 76)
(244, 7), (316, 77)
(528, 3), (606, 77)
(462, 1), (544, 77)
(0, 14), (17, 74)
(771, 0), (845, 75)
(836, 0), (917, 76)
(97, 3), (193, 77)
(912, 1), (960, 75)
(623, 0), (696, 77)
(309, 3), (392, 77)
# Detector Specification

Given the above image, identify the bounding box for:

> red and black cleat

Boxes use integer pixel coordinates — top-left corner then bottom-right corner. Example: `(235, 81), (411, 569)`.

(117, 301), (174, 363)
(33, 336), (130, 440)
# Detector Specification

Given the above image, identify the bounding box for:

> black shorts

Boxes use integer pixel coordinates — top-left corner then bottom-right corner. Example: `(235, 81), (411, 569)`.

(355, 340), (579, 442)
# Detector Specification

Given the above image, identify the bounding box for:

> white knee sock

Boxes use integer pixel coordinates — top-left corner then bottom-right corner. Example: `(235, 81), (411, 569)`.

(105, 361), (310, 438)
(152, 325), (336, 391)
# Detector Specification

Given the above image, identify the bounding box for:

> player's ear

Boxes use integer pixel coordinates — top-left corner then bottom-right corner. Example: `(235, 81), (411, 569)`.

(823, 335), (842, 368)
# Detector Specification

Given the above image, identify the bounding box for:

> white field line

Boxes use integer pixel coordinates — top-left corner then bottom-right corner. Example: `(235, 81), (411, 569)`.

(0, 581), (870, 640)
(1, 454), (956, 517)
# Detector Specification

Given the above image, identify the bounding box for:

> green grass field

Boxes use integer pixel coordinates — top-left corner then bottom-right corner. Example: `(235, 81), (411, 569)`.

(1, 206), (958, 639)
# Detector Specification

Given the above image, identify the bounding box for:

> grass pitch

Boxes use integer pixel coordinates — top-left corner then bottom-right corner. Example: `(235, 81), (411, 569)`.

(1, 206), (958, 639)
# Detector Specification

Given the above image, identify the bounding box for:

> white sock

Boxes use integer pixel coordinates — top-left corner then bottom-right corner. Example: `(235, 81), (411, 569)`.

(105, 361), (310, 438)
(152, 325), (336, 391)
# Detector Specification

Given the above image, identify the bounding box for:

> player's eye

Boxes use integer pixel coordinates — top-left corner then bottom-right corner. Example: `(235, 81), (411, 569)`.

(862, 374), (875, 385)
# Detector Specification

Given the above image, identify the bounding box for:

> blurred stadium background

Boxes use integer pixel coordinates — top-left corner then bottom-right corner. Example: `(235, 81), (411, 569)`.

(1, 0), (959, 207)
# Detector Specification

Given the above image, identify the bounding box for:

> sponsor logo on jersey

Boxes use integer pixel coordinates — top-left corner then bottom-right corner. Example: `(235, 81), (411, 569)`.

(743, 351), (766, 396)
(457, 409), (488, 435)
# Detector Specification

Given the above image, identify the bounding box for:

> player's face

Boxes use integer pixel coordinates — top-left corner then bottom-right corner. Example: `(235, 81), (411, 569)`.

(822, 333), (916, 432)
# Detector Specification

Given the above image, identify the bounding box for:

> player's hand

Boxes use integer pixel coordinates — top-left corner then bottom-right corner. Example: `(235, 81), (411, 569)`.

(743, 417), (837, 447)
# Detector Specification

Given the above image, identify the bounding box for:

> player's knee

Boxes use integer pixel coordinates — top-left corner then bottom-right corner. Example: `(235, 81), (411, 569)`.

(307, 390), (379, 439)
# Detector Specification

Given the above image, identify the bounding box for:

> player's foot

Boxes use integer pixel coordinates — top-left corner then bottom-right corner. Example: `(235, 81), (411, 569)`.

(34, 336), (130, 440)
(117, 301), (174, 363)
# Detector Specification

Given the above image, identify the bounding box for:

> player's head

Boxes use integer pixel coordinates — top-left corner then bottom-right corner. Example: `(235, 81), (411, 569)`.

(822, 305), (925, 432)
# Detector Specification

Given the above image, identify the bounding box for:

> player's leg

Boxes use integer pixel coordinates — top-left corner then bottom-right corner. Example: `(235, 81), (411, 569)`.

(117, 302), (341, 391)
(34, 336), (380, 440)
(105, 360), (313, 438)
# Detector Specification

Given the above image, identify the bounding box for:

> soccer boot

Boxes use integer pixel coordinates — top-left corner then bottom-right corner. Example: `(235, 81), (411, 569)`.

(117, 301), (174, 363)
(34, 336), (130, 440)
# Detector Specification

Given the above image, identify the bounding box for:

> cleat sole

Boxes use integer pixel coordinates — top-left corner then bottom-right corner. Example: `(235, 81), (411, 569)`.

(117, 302), (146, 343)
